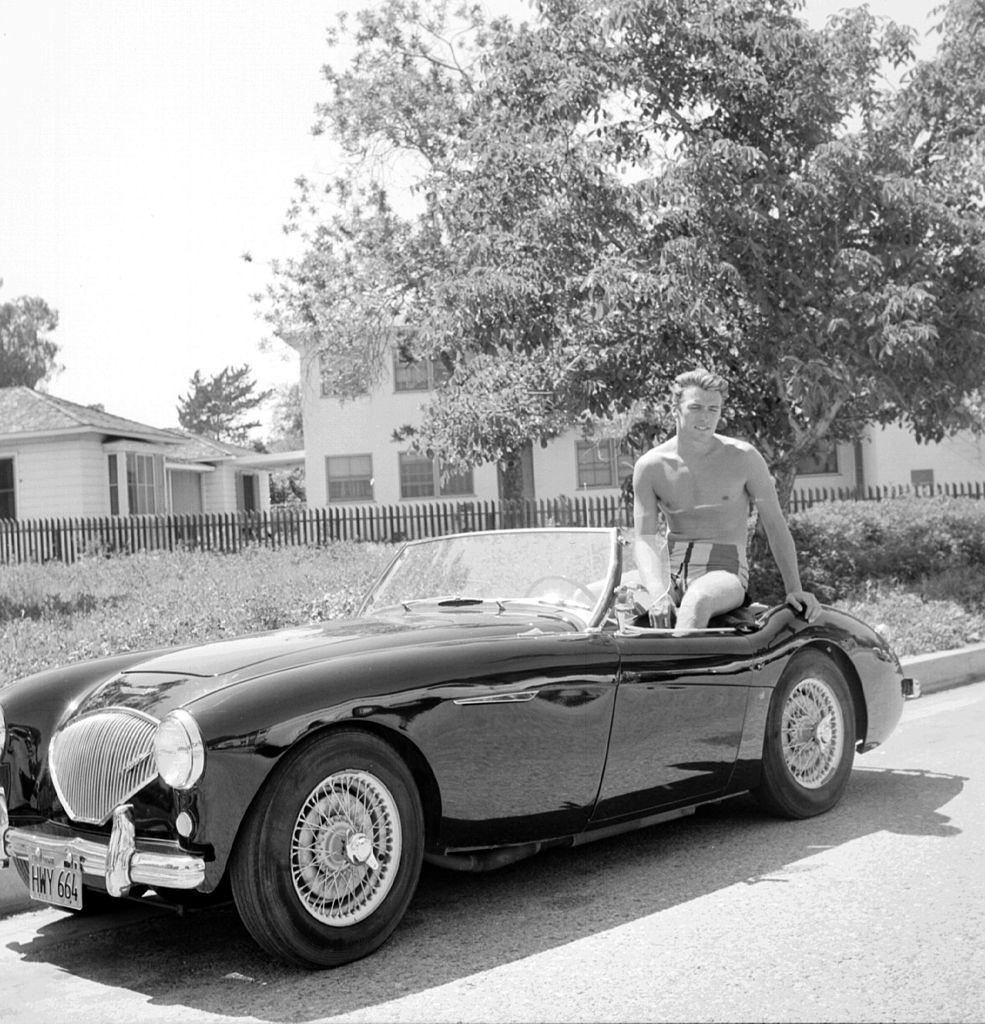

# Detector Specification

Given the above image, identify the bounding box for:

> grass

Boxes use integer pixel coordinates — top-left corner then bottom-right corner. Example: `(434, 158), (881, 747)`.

(1, 542), (983, 685)
(0, 543), (394, 684)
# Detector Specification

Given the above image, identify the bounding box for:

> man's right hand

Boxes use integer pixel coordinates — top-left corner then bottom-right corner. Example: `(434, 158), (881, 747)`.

(648, 593), (677, 628)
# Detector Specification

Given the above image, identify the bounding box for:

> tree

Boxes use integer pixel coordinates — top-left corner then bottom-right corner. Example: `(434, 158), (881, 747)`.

(265, 0), (985, 506)
(266, 383), (306, 505)
(176, 364), (273, 446)
(268, 383), (304, 448)
(0, 281), (60, 388)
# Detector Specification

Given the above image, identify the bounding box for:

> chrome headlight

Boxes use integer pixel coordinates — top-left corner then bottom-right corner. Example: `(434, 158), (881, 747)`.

(153, 710), (205, 790)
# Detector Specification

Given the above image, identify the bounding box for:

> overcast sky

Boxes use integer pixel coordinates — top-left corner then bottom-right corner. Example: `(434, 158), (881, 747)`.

(0, 0), (942, 433)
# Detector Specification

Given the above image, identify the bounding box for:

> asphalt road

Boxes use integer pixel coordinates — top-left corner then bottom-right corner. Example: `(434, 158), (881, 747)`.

(1, 681), (983, 1024)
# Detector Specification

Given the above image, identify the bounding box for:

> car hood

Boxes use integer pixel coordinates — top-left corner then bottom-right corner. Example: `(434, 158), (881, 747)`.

(71, 610), (576, 718)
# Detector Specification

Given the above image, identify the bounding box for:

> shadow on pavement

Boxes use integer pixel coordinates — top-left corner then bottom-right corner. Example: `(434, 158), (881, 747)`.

(5, 765), (965, 1022)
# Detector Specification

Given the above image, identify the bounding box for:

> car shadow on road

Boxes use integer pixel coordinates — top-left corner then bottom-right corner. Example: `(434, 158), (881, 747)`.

(5, 765), (965, 1022)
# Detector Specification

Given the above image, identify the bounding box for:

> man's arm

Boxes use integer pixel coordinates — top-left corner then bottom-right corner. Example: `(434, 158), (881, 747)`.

(745, 448), (821, 621)
(632, 457), (675, 626)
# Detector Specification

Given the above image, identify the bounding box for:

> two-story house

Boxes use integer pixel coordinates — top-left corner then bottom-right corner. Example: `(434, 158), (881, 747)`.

(299, 349), (985, 509)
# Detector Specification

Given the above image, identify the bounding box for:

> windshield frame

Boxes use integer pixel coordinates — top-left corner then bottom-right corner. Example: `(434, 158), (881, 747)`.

(357, 527), (623, 630)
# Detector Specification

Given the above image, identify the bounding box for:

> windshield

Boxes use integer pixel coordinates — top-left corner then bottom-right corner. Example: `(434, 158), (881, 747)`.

(359, 528), (620, 624)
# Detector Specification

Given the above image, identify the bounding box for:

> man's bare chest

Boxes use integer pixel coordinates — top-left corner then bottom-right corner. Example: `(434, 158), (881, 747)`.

(658, 457), (748, 514)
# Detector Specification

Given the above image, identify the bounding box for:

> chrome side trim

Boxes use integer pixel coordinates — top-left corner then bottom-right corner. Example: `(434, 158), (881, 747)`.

(454, 691), (540, 706)
(3, 825), (206, 891)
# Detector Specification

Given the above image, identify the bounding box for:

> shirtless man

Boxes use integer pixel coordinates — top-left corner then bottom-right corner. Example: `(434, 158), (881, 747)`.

(633, 368), (820, 630)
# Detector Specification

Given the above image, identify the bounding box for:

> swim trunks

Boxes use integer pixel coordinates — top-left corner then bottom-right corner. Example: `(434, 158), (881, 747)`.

(667, 539), (749, 597)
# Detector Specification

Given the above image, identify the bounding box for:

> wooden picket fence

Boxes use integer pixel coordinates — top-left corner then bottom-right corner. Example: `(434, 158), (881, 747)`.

(2, 481), (984, 565)
(0, 495), (631, 565)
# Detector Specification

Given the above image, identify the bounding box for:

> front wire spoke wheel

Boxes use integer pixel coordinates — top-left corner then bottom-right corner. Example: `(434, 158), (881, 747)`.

(291, 769), (402, 927)
(780, 677), (844, 790)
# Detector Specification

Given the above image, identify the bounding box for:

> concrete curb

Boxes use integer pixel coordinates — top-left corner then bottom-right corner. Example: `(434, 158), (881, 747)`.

(2, 645), (982, 921)
(901, 641), (985, 696)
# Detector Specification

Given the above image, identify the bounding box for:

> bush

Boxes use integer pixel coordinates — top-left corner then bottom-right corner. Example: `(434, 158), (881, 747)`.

(750, 497), (985, 606)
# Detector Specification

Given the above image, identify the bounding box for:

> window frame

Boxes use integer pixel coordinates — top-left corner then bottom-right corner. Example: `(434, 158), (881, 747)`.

(795, 445), (840, 477)
(392, 351), (450, 393)
(125, 452), (165, 515)
(326, 453), (374, 503)
(398, 452), (474, 499)
(575, 439), (634, 490)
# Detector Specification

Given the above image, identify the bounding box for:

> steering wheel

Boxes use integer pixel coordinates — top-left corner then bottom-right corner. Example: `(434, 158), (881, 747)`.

(524, 575), (597, 607)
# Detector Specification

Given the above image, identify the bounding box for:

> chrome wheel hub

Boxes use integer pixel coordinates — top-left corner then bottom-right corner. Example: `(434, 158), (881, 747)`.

(291, 769), (401, 927)
(781, 677), (845, 790)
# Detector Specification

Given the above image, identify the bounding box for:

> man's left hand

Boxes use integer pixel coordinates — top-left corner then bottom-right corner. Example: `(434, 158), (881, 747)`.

(786, 590), (821, 622)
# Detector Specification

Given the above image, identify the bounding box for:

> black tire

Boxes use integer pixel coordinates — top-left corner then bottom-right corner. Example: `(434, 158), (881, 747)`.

(229, 729), (424, 969)
(754, 650), (856, 819)
(12, 857), (139, 914)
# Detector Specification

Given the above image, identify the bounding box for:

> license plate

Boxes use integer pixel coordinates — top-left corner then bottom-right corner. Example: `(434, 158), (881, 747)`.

(27, 850), (83, 910)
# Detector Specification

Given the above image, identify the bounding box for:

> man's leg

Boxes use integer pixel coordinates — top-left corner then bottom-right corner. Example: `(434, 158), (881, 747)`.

(675, 571), (745, 630)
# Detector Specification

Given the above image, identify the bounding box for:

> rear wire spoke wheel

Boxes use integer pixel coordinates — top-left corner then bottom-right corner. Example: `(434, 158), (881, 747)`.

(754, 650), (856, 819)
(230, 730), (424, 968)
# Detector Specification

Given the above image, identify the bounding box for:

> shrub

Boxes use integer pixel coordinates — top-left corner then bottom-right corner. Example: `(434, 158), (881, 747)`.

(750, 497), (985, 605)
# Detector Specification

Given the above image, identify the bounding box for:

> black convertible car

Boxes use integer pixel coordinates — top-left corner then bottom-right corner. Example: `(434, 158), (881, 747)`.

(0, 528), (917, 968)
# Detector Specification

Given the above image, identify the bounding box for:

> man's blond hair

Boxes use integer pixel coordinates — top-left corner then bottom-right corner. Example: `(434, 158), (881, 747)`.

(671, 368), (728, 406)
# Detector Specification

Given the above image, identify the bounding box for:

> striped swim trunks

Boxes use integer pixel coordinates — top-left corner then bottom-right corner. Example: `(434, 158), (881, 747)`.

(667, 539), (749, 594)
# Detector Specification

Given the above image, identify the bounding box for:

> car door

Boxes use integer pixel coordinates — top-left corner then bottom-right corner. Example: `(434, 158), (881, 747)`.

(592, 629), (756, 822)
(408, 628), (621, 848)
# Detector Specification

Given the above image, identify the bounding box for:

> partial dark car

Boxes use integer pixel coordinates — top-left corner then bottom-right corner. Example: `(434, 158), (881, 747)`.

(0, 528), (918, 967)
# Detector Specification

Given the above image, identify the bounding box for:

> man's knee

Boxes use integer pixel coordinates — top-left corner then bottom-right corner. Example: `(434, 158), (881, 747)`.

(677, 592), (717, 629)
(677, 575), (744, 628)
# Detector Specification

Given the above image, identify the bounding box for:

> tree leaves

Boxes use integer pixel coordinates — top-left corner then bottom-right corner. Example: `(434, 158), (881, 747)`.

(0, 284), (60, 389)
(263, 0), (985, 506)
(176, 364), (274, 446)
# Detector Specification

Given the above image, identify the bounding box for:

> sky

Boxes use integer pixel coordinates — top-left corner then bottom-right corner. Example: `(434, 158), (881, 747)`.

(0, 0), (943, 434)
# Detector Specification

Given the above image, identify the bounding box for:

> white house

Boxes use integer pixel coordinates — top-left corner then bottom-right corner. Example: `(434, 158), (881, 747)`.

(0, 387), (277, 520)
(298, 349), (985, 508)
(301, 349), (638, 507)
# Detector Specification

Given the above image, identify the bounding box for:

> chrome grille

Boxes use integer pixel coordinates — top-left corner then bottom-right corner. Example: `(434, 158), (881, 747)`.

(49, 708), (159, 825)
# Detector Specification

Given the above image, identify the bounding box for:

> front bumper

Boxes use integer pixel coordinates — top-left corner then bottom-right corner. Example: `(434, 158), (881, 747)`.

(0, 787), (206, 896)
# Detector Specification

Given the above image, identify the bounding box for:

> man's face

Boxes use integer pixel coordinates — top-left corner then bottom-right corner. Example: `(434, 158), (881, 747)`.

(675, 386), (723, 440)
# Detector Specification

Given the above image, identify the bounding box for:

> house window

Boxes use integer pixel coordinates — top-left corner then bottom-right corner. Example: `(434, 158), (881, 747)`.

(108, 454), (120, 515)
(0, 457), (15, 520)
(327, 454), (374, 502)
(393, 352), (450, 392)
(126, 453), (163, 514)
(399, 453), (474, 498)
(576, 440), (634, 489)
(911, 469), (935, 495)
(796, 445), (839, 476)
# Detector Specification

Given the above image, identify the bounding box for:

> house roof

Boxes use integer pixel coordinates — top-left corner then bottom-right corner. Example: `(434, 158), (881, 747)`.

(160, 429), (261, 462)
(0, 387), (305, 471)
(0, 386), (177, 443)
(162, 431), (304, 470)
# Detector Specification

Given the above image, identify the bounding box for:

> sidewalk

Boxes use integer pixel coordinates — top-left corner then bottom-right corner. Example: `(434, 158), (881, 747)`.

(2, 643), (983, 920)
